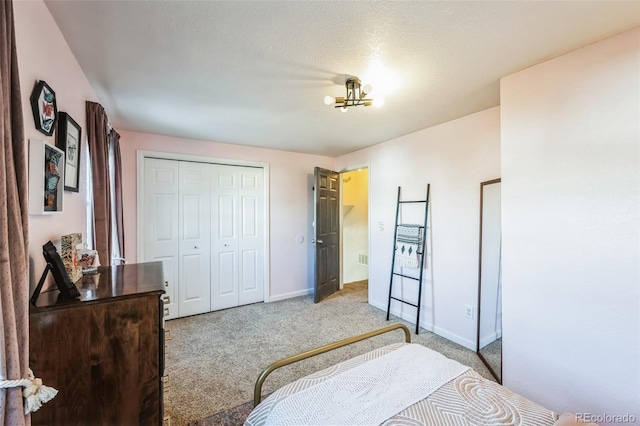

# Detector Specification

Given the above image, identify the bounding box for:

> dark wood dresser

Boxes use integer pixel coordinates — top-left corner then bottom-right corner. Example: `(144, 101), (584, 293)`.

(30, 262), (166, 426)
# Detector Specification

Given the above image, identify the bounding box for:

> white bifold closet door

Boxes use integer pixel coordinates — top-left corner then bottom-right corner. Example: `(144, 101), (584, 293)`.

(143, 158), (264, 318)
(143, 158), (179, 319)
(211, 164), (264, 310)
(177, 161), (212, 317)
(143, 158), (211, 318)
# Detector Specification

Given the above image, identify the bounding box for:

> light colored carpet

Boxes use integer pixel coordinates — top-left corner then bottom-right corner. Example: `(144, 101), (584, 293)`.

(479, 337), (502, 382)
(164, 281), (494, 425)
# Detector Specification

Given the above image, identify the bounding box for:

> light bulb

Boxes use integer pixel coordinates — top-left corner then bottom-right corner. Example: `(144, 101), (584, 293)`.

(373, 98), (385, 107)
(323, 95), (335, 106)
(362, 84), (372, 95)
(340, 106), (348, 113)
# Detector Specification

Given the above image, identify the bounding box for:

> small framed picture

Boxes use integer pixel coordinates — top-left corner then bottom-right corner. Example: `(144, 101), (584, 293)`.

(57, 112), (82, 192)
(29, 80), (58, 136)
(43, 142), (64, 212)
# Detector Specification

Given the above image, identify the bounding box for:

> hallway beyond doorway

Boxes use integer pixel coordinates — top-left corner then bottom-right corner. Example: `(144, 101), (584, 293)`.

(341, 168), (369, 288)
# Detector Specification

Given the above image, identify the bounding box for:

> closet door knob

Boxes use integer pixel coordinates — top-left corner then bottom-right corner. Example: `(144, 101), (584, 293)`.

(194, 245), (199, 249)
(224, 243), (229, 247)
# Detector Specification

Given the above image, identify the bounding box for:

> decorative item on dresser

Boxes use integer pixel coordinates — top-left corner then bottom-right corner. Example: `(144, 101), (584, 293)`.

(29, 262), (166, 425)
(60, 233), (83, 283)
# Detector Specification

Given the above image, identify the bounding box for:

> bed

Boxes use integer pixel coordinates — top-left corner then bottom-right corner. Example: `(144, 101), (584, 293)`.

(246, 324), (594, 426)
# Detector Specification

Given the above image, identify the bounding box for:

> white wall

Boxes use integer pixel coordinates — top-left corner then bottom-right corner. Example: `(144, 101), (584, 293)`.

(336, 107), (501, 349)
(14, 0), (99, 291)
(342, 169), (369, 284)
(501, 27), (639, 422)
(119, 130), (335, 301)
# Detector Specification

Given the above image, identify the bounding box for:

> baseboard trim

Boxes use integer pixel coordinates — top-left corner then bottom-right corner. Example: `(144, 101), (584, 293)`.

(369, 299), (476, 351)
(480, 330), (502, 348)
(269, 288), (313, 302)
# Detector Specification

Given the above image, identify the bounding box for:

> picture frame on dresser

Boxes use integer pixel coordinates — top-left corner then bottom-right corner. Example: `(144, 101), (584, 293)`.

(57, 112), (82, 192)
(29, 139), (65, 215)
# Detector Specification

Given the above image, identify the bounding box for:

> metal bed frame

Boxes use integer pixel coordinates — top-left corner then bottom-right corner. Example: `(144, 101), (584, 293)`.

(253, 323), (411, 406)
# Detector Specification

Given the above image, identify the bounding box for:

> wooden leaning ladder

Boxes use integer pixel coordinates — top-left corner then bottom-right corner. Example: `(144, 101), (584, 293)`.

(386, 185), (431, 334)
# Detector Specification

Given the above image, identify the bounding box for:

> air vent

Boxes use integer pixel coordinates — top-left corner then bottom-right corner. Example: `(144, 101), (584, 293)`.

(357, 253), (368, 266)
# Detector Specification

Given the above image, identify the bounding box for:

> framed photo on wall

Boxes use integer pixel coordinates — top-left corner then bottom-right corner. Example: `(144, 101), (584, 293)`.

(28, 139), (65, 215)
(57, 112), (82, 192)
(29, 80), (58, 136)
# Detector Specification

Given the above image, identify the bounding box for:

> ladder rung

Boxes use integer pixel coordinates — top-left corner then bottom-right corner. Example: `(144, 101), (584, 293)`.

(392, 272), (420, 280)
(390, 296), (419, 308)
(394, 243), (424, 255)
(387, 184), (430, 335)
(393, 251), (424, 256)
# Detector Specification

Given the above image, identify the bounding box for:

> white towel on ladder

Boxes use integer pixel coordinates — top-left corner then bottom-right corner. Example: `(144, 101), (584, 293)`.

(396, 242), (419, 268)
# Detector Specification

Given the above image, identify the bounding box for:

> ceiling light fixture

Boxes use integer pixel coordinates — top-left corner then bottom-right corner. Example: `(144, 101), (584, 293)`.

(324, 77), (380, 112)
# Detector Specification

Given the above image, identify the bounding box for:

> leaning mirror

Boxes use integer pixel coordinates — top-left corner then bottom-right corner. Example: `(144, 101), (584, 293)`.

(476, 178), (502, 383)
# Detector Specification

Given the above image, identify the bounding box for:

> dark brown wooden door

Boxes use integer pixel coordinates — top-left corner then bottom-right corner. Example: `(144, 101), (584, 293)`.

(314, 167), (340, 302)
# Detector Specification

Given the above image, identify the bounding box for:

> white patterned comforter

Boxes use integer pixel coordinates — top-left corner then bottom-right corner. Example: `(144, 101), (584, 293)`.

(245, 343), (557, 426)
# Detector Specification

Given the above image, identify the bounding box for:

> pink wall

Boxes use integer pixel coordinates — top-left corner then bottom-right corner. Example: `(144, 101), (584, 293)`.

(14, 0), (334, 300)
(335, 107), (501, 349)
(14, 0), (99, 291)
(119, 130), (335, 299)
(501, 27), (639, 421)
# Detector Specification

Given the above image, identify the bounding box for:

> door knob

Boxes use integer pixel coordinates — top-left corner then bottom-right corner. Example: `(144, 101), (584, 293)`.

(194, 245), (198, 249)
(316, 239), (324, 244)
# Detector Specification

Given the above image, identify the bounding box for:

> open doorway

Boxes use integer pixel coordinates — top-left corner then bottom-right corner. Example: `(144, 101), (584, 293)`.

(341, 168), (369, 291)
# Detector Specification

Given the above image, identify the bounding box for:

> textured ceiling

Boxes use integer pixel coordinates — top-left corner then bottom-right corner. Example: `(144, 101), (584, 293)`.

(44, 1), (639, 157)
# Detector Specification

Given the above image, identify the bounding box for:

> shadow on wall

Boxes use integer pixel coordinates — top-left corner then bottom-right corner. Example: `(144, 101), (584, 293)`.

(307, 173), (315, 291)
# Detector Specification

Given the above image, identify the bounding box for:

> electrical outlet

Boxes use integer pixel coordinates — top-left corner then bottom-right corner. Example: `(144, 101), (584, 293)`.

(378, 221), (384, 231)
(464, 305), (474, 319)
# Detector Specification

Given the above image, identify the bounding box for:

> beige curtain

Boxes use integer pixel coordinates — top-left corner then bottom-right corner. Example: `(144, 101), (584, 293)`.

(86, 101), (111, 264)
(0, 1), (30, 425)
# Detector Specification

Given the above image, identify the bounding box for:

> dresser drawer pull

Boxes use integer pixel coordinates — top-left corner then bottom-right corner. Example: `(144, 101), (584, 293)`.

(163, 296), (171, 304)
(164, 307), (170, 317)
(165, 329), (171, 340)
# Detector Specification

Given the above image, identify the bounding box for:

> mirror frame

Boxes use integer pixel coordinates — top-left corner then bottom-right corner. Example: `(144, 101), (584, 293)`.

(476, 178), (502, 383)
